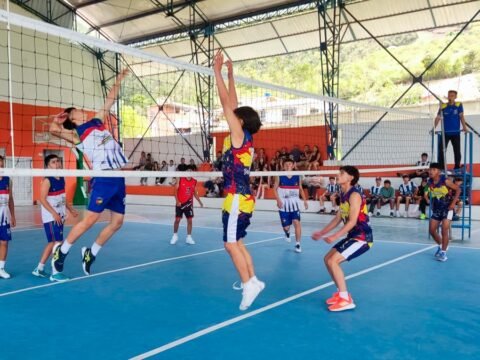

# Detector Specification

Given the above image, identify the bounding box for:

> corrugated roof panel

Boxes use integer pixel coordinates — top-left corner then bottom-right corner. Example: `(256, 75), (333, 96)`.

(215, 23), (278, 47)
(272, 12), (319, 37)
(155, 39), (192, 58)
(432, 2), (480, 26)
(359, 10), (436, 37)
(199, 0), (294, 22)
(282, 31), (320, 53)
(347, 0), (430, 20)
(225, 39), (287, 61)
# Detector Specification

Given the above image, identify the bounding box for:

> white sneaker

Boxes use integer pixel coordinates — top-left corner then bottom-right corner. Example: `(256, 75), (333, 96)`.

(285, 235), (291, 243)
(239, 279), (263, 311)
(252, 276), (265, 291)
(403, 212), (408, 218)
(170, 234), (178, 245)
(295, 243), (302, 253)
(0, 268), (11, 279)
(186, 235), (195, 245)
(396, 211), (400, 218)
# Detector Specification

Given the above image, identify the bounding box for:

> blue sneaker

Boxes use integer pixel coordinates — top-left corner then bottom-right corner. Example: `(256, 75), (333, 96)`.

(437, 251), (448, 262)
(49, 272), (70, 282)
(32, 267), (49, 278)
(434, 246), (442, 258)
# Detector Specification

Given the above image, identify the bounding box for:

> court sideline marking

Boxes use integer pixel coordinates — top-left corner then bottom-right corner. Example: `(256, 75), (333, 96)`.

(0, 236), (283, 298)
(130, 245), (436, 359)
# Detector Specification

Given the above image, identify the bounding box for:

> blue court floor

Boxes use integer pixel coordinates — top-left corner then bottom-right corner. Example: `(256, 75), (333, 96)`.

(1, 205), (480, 359)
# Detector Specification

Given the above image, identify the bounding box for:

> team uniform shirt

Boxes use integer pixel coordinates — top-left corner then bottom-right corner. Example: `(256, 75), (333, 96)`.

(75, 118), (127, 214)
(0, 177), (12, 241)
(333, 186), (373, 261)
(370, 185), (381, 196)
(176, 177), (197, 219)
(41, 177), (66, 242)
(277, 176), (301, 227)
(439, 102), (463, 134)
(399, 182), (416, 197)
(428, 175), (452, 221)
(416, 160), (430, 167)
(221, 130), (256, 242)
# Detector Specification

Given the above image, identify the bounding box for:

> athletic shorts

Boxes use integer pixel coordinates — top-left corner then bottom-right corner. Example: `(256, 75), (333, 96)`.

(334, 237), (373, 261)
(431, 203), (452, 222)
(88, 177), (126, 214)
(397, 195), (412, 203)
(0, 224), (11, 241)
(222, 193), (255, 243)
(279, 210), (300, 227)
(43, 221), (64, 242)
(176, 200), (193, 219)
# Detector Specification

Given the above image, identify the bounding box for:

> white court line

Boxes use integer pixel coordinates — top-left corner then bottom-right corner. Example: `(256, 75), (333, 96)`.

(130, 245), (436, 359)
(0, 236), (282, 298)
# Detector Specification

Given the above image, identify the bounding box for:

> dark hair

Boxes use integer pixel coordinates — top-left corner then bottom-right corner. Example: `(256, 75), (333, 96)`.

(375, 177), (382, 180)
(44, 154), (59, 167)
(0, 155), (4, 161)
(429, 162), (442, 170)
(421, 152), (428, 157)
(339, 165), (359, 186)
(233, 106), (262, 135)
(283, 158), (294, 164)
(329, 176), (335, 180)
(402, 174), (410, 179)
(448, 90), (458, 95)
(384, 180), (391, 184)
(62, 107), (77, 130)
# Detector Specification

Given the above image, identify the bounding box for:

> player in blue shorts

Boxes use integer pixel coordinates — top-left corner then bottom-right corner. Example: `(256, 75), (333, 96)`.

(33, 154), (78, 281)
(0, 155), (16, 279)
(49, 69), (130, 276)
(214, 51), (264, 311)
(312, 166), (372, 312)
(427, 163), (460, 262)
(273, 159), (308, 253)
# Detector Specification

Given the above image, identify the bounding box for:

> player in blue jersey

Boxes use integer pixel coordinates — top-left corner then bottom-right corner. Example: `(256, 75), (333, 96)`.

(427, 163), (460, 262)
(273, 159), (308, 253)
(0, 155), (15, 279)
(33, 154), (78, 281)
(49, 69), (130, 276)
(434, 90), (468, 170)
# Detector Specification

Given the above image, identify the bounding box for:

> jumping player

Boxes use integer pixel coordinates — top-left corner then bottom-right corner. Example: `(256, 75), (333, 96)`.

(49, 69), (129, 276)
(213, 51), (264, 311)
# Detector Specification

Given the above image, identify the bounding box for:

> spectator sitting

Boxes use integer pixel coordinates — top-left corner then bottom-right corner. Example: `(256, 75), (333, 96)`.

(157, 160), (167, 185)
(398, 152), (430, 179)
(416, 177), (429, 220)
(296, 145), (311, 170)
(257, 147), (268, 163)
(279, 147), (290, 168)
(177, 158), (189, 172)
(303, 175), (324, 201)
(290, 145), (302, 164)
(140, 156), (153, 186)
(318, 176), (339, 214)
(166, 159), (176, 185)
(270, 151), (281, 171)
(188, 159), (197, 171)
(213, 151), (223, 171)
(367, 177), (383, 216)
(375, 180), (395, 217)
(395, 175), (416, 217)
(133, 151), (146, 171)
(307, 145), (321, 170)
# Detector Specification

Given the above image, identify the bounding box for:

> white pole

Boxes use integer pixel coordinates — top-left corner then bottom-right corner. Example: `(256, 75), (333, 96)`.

(6, 0), (15, 169)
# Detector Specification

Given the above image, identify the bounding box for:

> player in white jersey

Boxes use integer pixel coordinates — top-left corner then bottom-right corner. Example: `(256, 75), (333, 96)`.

(273, 159), (308, 253)
(0, 155), (16, 279)
(49, 69), (129, 276)
(32, 155), (78, 281)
